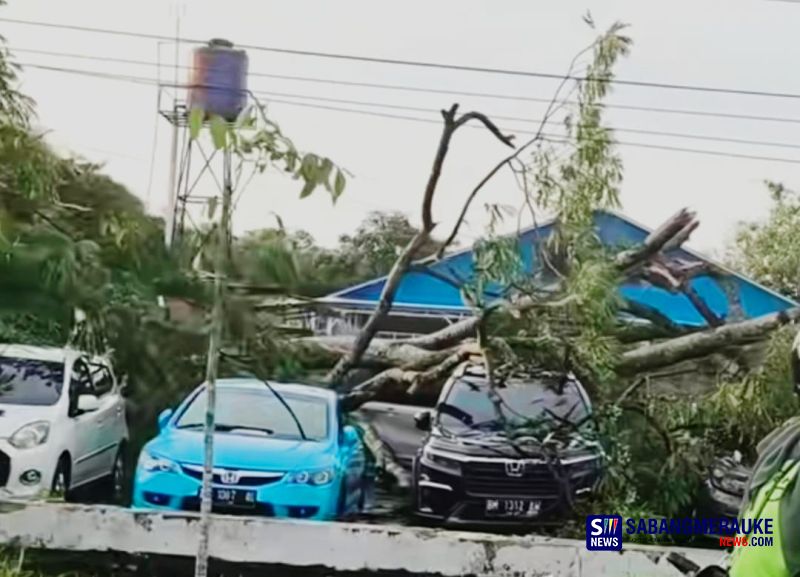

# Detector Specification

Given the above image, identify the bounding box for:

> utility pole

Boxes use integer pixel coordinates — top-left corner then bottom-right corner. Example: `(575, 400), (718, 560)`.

(164, 105), (180, 248)
(164, 3), (183, 248)
(194, 144), (232, 577)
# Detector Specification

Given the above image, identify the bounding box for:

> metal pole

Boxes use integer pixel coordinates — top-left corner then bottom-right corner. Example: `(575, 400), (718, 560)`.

(164, 5), (182, 249)
(164, 108), (180, 248)
(194, 145), (232, 577)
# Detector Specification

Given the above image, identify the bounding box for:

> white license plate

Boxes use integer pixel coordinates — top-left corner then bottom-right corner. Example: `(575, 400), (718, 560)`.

(212, 488), (256, 508)
(485, 498), (541, 517)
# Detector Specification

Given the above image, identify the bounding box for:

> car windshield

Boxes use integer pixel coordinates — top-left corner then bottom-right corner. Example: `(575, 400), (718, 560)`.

(175, 386), (329, 441)
(437, 375), (590, 435)
(0, 356), (65, 406)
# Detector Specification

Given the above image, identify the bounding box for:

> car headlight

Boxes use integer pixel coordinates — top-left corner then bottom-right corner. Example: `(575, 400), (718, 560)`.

(421, 447), (461, 475)
(289, 467), (335, 486)
(710, 465), (747, 496)
(9, 421), (50, 449)
(566, 455), (602, 492)
(140, 451), (179, 474)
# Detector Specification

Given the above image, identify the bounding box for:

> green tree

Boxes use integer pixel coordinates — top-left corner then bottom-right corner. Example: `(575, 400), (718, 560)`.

(728, 180), (800, 299)
(336, 211), (444, 278)
(232, 211), (445, 297)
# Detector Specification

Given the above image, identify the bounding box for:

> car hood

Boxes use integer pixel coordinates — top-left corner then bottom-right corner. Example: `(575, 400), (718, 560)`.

(427, 429), (602, 462)
(0, 404), (58, 439)
(145, 428), (336, 471)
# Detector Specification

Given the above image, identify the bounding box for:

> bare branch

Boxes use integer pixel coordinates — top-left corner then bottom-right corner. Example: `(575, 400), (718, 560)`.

(436, 47), (593, 258)
(453, 112), (515, 147)
(325, 102), (524, 385)
(615, 208), (698, 271)
(683, 284), (724, 327)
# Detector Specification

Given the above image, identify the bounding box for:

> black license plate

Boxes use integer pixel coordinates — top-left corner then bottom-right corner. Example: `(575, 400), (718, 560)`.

(212, 488), (257, 508)
(485, 498), (541, 518)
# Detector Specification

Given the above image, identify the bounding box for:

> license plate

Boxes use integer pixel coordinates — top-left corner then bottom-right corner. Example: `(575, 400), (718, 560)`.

(485, 498), (541, 518)
(212, 488), (257, 508)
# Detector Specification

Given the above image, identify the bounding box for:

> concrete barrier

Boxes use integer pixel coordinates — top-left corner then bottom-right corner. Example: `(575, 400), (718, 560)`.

(0, 502), (724, 576)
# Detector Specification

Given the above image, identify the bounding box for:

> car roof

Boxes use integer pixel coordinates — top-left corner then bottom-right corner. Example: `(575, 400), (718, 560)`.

(214, 378), (337, 401)
(0, 344), (84, 364)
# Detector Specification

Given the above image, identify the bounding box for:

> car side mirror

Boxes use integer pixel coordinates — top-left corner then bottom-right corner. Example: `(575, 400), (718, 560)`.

(157, 408), (174, 431)
(77, 394), (100, 413)
(342, 425), (360, 447)
(414, 410), (432, 432)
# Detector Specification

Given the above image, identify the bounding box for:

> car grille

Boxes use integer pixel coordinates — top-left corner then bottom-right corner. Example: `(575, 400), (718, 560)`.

(0, 450), (8, 488)
(463, 460), (563, 497)
(180, 465), (284, 487)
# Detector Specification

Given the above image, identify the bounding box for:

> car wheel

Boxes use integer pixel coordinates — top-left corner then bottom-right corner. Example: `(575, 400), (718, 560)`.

(337, 480), (349, 519)
(51, 456), (70, 500)
(357, 478), (368, 513)
(108, 448), (126, 504)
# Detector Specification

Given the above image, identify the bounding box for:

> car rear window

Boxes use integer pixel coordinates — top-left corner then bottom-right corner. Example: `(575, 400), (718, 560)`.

(176, 387), (329, 441)
(0, 356), (65, 406)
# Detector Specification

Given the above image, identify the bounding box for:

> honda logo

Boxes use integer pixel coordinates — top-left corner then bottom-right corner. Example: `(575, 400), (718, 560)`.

(505, 460), (525, 477)
(219, 470), (240, 485)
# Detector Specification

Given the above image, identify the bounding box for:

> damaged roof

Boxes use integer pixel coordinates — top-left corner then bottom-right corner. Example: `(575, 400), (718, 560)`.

(319, 210), (797, 328)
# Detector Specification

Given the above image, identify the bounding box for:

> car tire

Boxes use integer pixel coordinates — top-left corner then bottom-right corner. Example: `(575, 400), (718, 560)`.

(51, 456), (70, 500)
(357, 478), (369, 513)
(337, 479), (349, 519)
(106, 448), (126, 505)
(410, 456), (420, 511)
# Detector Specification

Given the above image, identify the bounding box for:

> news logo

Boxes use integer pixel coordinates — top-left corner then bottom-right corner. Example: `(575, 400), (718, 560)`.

(586, 515), (623, 551)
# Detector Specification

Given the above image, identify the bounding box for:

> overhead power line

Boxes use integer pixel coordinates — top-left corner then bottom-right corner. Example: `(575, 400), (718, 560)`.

(16, 61), (800, 166)
(12, 45), (800, 126)
(4, 16), (800, 100)
(16, 57), (800, 153)
(261, 97), (800, 166)
(249, 90), (800, 151)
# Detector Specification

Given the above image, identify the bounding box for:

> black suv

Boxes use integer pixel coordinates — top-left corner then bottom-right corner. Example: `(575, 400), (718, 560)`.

(411, 363), (603, 526)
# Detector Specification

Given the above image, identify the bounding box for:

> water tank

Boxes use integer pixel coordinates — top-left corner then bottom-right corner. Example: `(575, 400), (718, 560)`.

(188, 39), (248, 122)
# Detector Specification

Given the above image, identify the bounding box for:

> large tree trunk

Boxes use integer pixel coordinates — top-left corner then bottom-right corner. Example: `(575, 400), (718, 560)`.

(618, 307), (800, 374)
(298, 305), (800, 411)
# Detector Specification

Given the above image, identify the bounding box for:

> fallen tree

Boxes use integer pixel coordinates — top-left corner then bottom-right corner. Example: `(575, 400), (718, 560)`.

(285, 22), (800, 411)
(297, 204), (800, 409)
(261, 19), (800, 517)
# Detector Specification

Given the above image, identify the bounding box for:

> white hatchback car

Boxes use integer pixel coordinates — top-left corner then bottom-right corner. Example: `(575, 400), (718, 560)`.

(0, 344), (129, 501)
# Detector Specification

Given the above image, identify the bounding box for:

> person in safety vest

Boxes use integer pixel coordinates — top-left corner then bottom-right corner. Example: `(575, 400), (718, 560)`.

(728, 416), (800, 577)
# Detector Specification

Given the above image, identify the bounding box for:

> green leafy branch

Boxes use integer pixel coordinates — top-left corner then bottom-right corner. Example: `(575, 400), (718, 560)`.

(188, 102), (346, 203)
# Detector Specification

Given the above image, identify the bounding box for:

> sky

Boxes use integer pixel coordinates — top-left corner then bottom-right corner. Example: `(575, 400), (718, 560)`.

(4, 0), (800, 258)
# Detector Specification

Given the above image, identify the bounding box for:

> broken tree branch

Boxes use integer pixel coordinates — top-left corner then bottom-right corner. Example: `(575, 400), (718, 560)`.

(615, 208), (698, 271)
(325, 104), (515, 386)
(618, 307), (800, 373)
(341, 345), (476, 411)
(436, 45), (593, 259)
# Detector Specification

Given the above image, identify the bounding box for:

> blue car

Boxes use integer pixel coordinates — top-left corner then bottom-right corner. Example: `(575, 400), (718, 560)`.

(132, 378), (371, 520)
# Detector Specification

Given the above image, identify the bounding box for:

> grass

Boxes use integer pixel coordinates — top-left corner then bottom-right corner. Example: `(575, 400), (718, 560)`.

(0, 550), (89, 577)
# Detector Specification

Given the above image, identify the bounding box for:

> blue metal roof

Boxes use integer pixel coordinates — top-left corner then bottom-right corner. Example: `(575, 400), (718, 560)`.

(321, 211), (797, 327)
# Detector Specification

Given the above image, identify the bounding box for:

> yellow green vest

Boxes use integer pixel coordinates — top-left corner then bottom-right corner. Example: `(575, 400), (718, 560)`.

(729, 460), (799, 577)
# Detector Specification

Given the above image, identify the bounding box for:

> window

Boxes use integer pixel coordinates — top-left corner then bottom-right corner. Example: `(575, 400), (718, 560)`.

(0, 357), (65, 406)
(68, 360), (91, 416)
(89, 363), (114, 397)
(437, 376), (591, 434)
(176, 386), (329, 441)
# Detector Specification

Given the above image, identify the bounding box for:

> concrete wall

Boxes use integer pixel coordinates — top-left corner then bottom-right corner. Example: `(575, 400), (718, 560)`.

(0, 502), (726, 576)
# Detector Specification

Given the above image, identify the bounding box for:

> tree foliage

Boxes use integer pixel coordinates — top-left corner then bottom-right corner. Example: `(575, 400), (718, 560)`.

(728, 180), (800, 299)
(232, 210), (443, 297)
